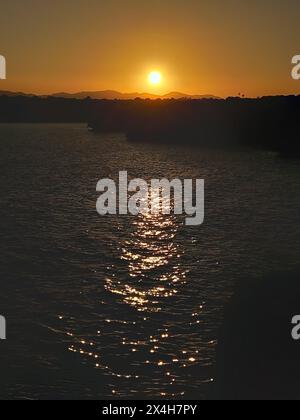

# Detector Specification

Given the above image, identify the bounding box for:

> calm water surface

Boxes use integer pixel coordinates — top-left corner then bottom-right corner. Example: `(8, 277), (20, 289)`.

(0, 124), (299, 399)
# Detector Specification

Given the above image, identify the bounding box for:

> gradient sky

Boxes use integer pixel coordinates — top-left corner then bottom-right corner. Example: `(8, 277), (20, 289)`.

(0, 0), (300, 97)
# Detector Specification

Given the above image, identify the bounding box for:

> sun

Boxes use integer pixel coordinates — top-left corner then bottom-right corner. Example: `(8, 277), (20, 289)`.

(148, 71), (162, 85)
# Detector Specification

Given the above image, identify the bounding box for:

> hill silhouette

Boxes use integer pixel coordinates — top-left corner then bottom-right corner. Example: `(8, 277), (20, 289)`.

(88, 95), (300, 157)
(0, 93), (299, 157)
(0, 90), (219, 100)
(52, 90), (219, 100)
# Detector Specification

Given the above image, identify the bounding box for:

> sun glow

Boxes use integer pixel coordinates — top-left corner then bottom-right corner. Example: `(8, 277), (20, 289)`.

(148, 71), (162, 85)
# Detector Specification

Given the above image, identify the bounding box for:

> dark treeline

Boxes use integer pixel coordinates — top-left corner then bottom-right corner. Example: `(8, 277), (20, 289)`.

(89, 96), (300, 157)
(0, 94), (300, 156)
(0, 95), (91, 123)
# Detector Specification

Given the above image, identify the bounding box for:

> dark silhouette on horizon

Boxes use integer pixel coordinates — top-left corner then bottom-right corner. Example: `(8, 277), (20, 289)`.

(0, 94), (299, 157)
(88, 96), (300, 157)
(0, 89), (219, 100)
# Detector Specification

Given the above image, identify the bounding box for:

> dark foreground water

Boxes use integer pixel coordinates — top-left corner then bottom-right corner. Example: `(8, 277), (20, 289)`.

(0, 124), (299, 400)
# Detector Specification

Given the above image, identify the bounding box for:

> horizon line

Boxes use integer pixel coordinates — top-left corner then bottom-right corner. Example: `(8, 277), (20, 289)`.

(1, 88), (300, 100)
(0, 88), (219, 96)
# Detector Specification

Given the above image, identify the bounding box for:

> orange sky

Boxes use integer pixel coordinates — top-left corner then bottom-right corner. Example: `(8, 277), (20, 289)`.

(0, 0), (300, 97)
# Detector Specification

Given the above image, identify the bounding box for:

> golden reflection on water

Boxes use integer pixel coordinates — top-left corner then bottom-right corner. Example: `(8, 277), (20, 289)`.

(104, 193), (188, 312)
(63, 190), (209, 398)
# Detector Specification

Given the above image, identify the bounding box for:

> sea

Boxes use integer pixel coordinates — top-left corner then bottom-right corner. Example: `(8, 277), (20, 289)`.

(0, 123), (299, 399)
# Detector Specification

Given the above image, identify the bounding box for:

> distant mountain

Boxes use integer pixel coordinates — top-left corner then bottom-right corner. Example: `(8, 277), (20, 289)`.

(51, 90), (219, 100)
(161, 92), (219, 100)
(0, 90), (219, 100)
(0, 90), (36, 97)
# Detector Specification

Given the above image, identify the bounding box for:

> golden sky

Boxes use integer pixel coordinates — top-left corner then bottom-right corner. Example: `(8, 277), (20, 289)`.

(0, 0), (300, 97)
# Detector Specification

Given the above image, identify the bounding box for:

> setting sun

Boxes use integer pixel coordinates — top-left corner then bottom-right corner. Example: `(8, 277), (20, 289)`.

(148, 71), (162, 86)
